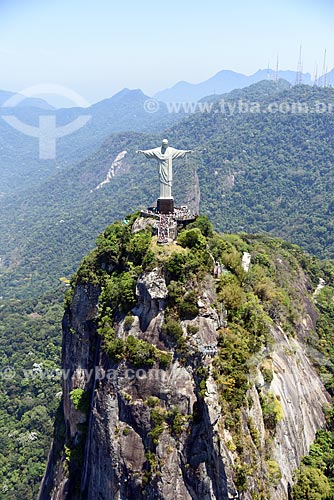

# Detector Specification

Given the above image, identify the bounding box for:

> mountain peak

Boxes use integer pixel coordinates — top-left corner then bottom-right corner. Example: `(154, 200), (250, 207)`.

(39, 212), (332, 500)
(91, 88), (149, 111)
(111, 88), (147, 101)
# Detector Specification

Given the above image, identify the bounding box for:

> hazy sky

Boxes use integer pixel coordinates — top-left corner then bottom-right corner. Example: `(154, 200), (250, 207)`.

(0, 0), (333, 104)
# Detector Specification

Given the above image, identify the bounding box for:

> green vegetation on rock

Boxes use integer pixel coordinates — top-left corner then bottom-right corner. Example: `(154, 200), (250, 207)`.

(70, 388), (90, 413)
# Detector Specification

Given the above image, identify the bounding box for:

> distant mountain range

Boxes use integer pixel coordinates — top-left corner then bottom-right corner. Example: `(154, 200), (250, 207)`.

(0, 88), (184, 194)
(0, 90), (54, 109)
(154, 68), (334, 102)
(2, 67), (333, 114)
(1, 66), (333, 196)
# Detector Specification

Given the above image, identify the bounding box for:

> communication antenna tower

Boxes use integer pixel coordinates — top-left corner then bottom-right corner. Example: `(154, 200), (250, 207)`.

(313, 62), (318, 87)
(321, 49), (327, 87)
(266, 60), (271, 80)
(275, 55), (279, 82)
(296, 44), (303, 85)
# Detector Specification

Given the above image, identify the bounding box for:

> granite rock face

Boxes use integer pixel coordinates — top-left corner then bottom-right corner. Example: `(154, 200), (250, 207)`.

(39, 266), (330, 500)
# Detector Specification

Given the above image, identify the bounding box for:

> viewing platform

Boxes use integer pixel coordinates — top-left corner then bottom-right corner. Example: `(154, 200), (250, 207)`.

(140, 204), (197, 244)
(141, 205), (197, 222)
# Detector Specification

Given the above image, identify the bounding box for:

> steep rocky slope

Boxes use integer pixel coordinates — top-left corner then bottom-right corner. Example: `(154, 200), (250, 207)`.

(39, 214), (333, 500)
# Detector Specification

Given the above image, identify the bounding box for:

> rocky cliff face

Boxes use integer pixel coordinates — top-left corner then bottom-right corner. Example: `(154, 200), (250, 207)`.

(39, 217), (331, 500)
(185, 167), (200, 215)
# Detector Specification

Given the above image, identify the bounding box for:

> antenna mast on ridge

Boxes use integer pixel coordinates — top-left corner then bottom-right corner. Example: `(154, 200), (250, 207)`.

(266, 60), (271, 80)
(275, 55), (279, 82)
(313, 62), (318, 87)
(321, 49), (327, 87)
(296, 44), (303, 85)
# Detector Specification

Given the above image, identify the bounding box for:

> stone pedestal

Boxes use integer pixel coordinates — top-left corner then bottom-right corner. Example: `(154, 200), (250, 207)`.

(157, 198), (174, 214)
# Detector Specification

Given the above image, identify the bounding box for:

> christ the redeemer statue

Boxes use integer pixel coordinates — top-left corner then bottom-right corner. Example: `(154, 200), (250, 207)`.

(137, 139), (192, 213)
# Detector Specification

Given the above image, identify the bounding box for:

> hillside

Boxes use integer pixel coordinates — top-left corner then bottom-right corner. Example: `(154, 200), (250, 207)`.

(169, 82), (334, 257)
(0, 287), (63, 499)
(38, 214), (334, 500)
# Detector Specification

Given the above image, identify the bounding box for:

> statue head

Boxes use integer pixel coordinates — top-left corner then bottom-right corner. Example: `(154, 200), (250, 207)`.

(161, 139), (168, 148)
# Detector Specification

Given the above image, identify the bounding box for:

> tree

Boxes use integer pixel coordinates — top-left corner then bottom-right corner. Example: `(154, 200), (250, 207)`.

(292, 466), (331, 500)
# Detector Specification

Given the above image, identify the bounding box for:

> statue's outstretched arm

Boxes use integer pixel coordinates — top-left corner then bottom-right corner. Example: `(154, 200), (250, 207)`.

(171, 149), (192, 159)
(136, 149), (157, 159)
